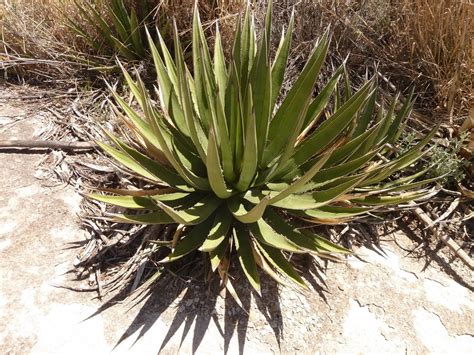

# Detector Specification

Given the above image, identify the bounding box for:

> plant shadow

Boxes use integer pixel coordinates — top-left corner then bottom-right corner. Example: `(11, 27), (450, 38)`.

(394, 214), (474, 292)
(86, 254), (328, 355)
(343, 214), (473, 292)
(78, 213), (474, 354)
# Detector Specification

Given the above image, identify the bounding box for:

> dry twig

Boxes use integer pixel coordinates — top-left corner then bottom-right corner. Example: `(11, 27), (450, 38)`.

(408, 201), (473, 270)
(0, 139), (98, 151)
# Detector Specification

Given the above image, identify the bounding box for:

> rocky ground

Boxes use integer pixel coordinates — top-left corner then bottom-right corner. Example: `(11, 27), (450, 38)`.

(0, 85), (473, 354)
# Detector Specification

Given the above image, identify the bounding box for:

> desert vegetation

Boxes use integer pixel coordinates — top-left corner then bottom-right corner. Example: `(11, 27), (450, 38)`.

(1, 0), (472, 335)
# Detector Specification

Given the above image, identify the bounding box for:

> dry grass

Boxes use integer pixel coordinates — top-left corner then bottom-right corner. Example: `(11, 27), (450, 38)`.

(391, 0), (472, 121)
(1, 0), (471, 123)
(0, 0), (117, 83)
(257, 0), (472, 123)
(0, 0), (79, 80)
(0, 0), (244, 82)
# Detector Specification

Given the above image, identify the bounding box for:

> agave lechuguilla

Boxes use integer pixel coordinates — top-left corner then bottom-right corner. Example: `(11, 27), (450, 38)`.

(90, 2), (437, 293)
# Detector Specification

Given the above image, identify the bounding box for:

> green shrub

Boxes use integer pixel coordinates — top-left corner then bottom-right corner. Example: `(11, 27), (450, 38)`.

(90, 2), (437, 294)
(427, 132), (468, 186)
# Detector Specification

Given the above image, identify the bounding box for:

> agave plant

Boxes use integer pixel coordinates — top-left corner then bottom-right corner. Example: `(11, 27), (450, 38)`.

(90, 3), (437, 294)
(68, 0), (162, 60)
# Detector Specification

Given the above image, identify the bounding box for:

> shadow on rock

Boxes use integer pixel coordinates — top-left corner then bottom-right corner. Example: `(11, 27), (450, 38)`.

(82, 253), (331, 355)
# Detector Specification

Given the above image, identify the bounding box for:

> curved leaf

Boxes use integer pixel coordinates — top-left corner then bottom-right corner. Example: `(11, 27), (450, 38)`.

(265, 209), (349, 254)
(249, 215), (302, 253)
(153, 195), (221, 225)
(254, 240), (307, 289)
(227, 195), (271, 224)
(167, 217), (215, 262)
(200, 212), (233, 252)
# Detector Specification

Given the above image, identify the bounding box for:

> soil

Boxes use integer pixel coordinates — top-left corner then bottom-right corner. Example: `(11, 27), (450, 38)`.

(0, 85), (473, 354)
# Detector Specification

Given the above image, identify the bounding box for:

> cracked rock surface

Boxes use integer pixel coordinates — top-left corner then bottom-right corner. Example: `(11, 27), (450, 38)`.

(1, 89), (473, 354)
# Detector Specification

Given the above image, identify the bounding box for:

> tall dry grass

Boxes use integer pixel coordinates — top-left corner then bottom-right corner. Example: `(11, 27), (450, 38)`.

(260, 0), (472, 122)
(391, 0), (472, 121)
(0, 0), (244, 82)
(1, 0), (471, 123)
(0, 0), (86, 80)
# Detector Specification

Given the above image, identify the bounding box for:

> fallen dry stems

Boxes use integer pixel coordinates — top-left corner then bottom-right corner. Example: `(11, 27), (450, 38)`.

(409, 201), (474, 270)
(0, 139), (98, 151)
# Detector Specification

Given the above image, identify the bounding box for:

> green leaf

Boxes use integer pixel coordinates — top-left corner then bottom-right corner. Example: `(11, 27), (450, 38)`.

(271, 174), (365, 210)
(168, 217), (215, 262)
(352, 90), (377, 137)
(146, 28), (189, 137)
(254, 240), (307, 289)
(239, 6), (252, 87)
(387, 89), (414, 143)
(112, 210), (176, 224)
(209, 234), (229, 271)
(138, 87), (211, 190)
(88, 192), (194, 210)
(214, 95), (236, 182)
(214, 24), (228, 108)
(326, 123), (381, 166)
(97, 137), (189, 190)
(82, 1), (116, 48)
(362, 125), (438, 185)
(269, 147), (335, 204)
(264, 0), (273, 49)
(249, 216), (302, 253)
(291, 79), (374, 167)
(110, 35), (137, 60)
(372, 166), (432, 190)
(268, 96), (311, 180)
(350, 191), (430, 205)
(293, 205), (373, 222)
(226, 63), (243, 171)
(153, 195), (221, 225)
(236, 90), (258, 191)
(310, 150), (379, 184)
(251, 31), (272, 164)
(265, 30), (330, 166)
(109, 7), (130, 44)
(342, 64), (352, 101)
(366, 175), (441, 195)
(129, 9), (145, 57)
(227, 195), (271, 224)
(265, 209), (349, 254)
(355, 104), (386, 156)
(301, 229), (351, 254)
(109, 86), (164, 157)
(156, 28), (178, 89)
(206, 128), (234, 199)
(173, 21), (207, 162)
(270, 10), (294, 110)
(231, 13), (242, 78)
(88, 194), (156, 210)
(192, 7), (212, 132)
(374, 94), (398, 144)
(300, 65), (344, 133)
(233, 224), (261, 293)
(200, 212), (233, 252)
